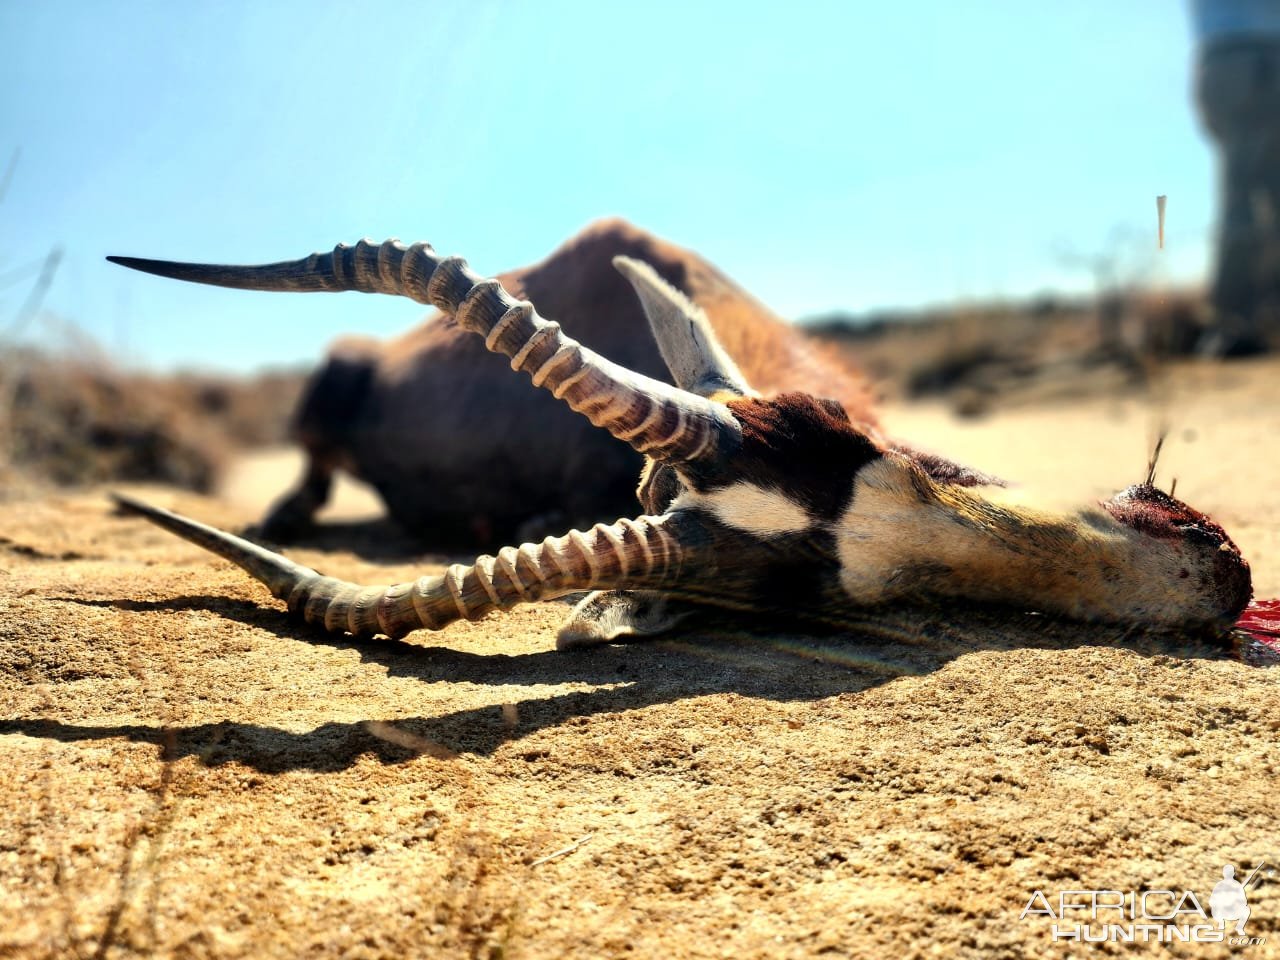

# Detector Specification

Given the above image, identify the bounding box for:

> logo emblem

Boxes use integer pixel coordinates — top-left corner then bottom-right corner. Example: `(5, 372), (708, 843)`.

(1210, 863), (1264, 935)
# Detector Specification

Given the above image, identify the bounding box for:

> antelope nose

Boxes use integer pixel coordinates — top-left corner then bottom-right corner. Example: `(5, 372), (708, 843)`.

(1103, 483), (1252, 625)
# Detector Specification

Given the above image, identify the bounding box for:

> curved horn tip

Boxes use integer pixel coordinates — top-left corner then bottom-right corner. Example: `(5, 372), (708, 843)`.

(106, 254), (147, 268)
(106, 255), (161, 267)
(105, 255), (194, 280)
(109, 491), (194, 527)
(110, 490), (155, 515)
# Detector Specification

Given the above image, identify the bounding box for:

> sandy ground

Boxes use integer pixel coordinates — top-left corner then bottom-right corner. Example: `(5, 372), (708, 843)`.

(3, 359), (1280, 959)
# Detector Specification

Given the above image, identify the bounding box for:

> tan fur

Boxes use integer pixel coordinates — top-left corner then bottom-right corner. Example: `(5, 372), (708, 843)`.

(835, 457), (1220, 626)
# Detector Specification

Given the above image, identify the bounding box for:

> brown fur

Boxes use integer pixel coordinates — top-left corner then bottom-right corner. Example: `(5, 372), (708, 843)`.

(720, 393), (880, 518)
(269, 219), (875, 547)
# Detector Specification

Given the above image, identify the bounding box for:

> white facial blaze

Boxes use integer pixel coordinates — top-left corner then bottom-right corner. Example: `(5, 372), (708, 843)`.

(675, 482), (811, 537)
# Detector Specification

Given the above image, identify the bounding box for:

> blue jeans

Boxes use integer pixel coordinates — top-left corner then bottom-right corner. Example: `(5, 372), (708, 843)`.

(1196, 36), (1280, 349)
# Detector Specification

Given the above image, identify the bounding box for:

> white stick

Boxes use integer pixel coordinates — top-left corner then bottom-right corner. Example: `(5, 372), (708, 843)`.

(530, 833), (595, 867)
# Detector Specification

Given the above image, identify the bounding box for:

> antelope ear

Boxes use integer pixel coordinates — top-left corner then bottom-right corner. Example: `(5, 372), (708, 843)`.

(613, 256), (757, 399)
(556, 590), (692, 649)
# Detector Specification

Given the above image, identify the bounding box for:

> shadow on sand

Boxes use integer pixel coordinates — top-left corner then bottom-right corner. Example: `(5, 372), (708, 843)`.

(9, 589), (1273, 773)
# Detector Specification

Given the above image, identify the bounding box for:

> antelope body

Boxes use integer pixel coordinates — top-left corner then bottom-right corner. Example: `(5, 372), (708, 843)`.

(108, 230), (1253, 648)
(257, 219), (872, 547)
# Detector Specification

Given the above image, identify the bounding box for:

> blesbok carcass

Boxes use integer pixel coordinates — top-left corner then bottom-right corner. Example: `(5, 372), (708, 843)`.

(245, 219), (874, 547)
(106, 229), (1253, 649)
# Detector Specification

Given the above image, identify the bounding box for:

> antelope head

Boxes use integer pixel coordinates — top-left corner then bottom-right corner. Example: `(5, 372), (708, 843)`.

(107, 239), (1252, 648)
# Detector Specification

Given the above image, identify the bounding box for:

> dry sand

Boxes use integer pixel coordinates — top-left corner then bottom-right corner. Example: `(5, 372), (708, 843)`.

(2, 359), (1279, 959)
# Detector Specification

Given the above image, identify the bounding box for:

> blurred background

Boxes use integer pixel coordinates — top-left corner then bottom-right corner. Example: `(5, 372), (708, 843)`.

(0, 0), (1276, 500)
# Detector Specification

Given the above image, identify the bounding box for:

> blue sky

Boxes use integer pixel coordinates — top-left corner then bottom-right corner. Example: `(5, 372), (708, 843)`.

(1, 1), (1213, 372)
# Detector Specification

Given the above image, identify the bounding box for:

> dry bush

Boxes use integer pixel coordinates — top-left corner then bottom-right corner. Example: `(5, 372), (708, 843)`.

(176, 368), (309, 448)
(1130, 289), (1213, 355)
(802, 291), (1215, 415)
(0, 347), (307, 492)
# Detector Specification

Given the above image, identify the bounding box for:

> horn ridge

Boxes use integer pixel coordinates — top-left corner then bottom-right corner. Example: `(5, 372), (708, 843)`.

(112, 494), (691, 639)
(109, 238), (741, 465)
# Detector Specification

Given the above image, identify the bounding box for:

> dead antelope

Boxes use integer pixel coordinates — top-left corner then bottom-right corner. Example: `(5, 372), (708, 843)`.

(107, 235), (1252, 647)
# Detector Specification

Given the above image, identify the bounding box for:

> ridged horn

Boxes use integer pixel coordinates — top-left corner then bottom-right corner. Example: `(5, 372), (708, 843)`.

(108, 239), (741, 466)
(112, 493), (689, 639)
(611, 256), (756, 398)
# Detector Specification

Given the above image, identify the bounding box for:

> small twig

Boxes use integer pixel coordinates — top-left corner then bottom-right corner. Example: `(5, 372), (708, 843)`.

(1145, 428), (1167, 487)
(530, 833), (594, 867)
